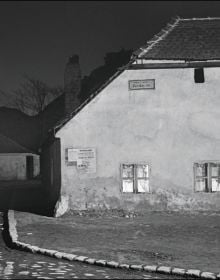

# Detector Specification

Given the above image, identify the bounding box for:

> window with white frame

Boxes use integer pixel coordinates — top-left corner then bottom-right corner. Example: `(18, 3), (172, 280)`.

(121, 164), (150, 193)
(194, 162), (220, 192)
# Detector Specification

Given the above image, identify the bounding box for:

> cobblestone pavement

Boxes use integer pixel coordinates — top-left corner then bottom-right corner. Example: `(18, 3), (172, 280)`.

(0, 213), (182, 279)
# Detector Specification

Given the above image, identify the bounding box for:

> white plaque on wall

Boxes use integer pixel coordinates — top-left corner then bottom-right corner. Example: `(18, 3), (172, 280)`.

(67, 148), (78, 162)
(77, 148), (96, 174)
(129, 79), (155, 90)
(67, 147), (96, 173)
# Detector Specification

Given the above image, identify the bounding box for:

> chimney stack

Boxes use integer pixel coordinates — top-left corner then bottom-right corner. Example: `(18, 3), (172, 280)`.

(64, 54), (81, 115)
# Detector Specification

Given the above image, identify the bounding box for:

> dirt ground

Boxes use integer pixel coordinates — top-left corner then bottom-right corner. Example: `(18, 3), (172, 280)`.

(15, 210), (220, 274)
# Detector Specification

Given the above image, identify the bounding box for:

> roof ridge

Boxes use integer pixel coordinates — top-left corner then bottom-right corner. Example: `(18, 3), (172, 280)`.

(180, 17), (220, 21)
(0, 133), (35, 154)
(138, 17), (180, 59)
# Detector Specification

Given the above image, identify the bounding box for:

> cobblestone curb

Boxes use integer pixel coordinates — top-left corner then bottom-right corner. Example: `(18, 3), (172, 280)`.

(6, 210), (220, 279)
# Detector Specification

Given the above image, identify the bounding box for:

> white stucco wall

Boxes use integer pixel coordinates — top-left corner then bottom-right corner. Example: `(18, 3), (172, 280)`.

(0, 154), (40, 180)
(56, 67), (220, 211)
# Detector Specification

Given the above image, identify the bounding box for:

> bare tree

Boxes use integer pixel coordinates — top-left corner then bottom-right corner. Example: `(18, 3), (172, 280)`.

(0, 76), (64, 147)
(0, 89), (15, 108)
(0, 75), (62, 116)
(10, 75), (61, 116)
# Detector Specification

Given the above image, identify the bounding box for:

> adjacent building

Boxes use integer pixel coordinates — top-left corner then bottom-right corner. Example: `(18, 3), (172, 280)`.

(43, 17), (220, 215)
(0, 133), (40, 181)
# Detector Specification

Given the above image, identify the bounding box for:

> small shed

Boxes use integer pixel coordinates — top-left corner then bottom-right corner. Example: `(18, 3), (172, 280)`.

(0, 133), (40, 181)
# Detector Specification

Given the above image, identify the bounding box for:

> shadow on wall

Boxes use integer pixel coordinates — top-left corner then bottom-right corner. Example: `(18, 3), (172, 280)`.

(0, 182), (55, 217)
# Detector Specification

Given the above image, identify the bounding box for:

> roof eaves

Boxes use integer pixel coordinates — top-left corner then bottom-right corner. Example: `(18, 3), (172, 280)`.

(180, 17), (220, 21)
(128, 59), (220, 70)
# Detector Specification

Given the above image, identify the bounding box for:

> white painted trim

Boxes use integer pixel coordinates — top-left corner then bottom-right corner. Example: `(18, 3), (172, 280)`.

(180, 17), (220, 21)
(133, 59), (220, 66)
(133, 59), (186, 64)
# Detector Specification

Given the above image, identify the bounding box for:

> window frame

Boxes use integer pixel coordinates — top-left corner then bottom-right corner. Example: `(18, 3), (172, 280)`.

(194, 161), (220, 193)
(120, 162), (151, 194)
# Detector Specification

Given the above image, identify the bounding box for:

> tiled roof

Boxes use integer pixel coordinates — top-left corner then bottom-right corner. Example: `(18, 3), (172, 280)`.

(0, 133), (34, 154)
(136, 17), (220, 61)
(0, 107), (41, 152)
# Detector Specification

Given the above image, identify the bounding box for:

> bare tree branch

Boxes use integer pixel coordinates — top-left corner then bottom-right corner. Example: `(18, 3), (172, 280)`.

(5, 75), (62, 116)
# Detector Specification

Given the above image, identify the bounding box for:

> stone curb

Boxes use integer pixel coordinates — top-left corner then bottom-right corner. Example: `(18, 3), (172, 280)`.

(6, 210), (220, 279)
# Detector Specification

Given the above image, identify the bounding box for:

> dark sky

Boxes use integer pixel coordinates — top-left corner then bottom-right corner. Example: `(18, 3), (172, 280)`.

(1, 1), (220, 94)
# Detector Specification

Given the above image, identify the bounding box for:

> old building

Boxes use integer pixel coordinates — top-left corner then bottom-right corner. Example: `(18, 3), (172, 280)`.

(43, 17), (220, 215)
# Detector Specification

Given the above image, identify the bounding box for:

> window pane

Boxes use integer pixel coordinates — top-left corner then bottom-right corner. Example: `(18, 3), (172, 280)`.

(122, 179), (134, 192)
(122, 164), (134, 178)
(195, 163), (206, 177)
(137, 164), (149, 178)
(211, 163), (220, 177)
(195, 178), (206, 192)
(211, 178), (220, 192)
(137, 179), (149, 193)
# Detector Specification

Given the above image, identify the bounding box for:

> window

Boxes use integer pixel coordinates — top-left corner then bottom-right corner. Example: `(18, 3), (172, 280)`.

(194, 68), (204, 83)
(121, 164), (150, 193)
(194, 162), (220, 192)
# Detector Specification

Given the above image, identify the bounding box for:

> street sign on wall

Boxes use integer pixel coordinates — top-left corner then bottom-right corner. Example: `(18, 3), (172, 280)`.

(128, 79), (155, 90)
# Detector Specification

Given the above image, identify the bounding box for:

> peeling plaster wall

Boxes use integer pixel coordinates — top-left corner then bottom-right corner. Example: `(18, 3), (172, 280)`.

(0, 154), (40, 181)
(56, 67), (220, 211)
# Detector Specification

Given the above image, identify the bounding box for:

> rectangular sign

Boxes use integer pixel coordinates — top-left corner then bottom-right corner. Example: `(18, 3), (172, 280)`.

(77, 148), (96, 174)
(67, 148), (78, 162)
(67, 147), (96, 173)
(129, 79), (155, 90)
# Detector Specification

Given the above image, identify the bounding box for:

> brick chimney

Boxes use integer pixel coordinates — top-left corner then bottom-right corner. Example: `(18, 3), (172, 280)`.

(64, 54), (81, 115)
